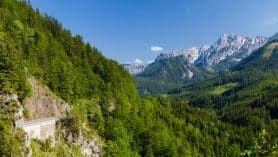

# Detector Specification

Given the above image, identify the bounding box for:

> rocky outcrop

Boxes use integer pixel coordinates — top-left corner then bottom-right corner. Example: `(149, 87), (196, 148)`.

(195, 34), (267, 67)
(57, 119), (103, 157)
(23, 77), (71, 120)
(1, 77), (103, 156)
(0, 92), (32, 157)
(156, 34), (267, 68)
(0, 92), (24, 128)
(76, 133), (101, 157)
(138, 34), (267, 83)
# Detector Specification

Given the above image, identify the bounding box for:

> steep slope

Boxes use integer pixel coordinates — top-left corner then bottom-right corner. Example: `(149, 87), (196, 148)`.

(139, 55), (203, 82)
(23, 77), (71, 120)
(0, 0), (138, 103)
(156, 47), (200, 63)
(195, 34), (267, 67)
(0, 0), (277, 156)
(135, 55), (210, 95)
(182, 38), (278, 108)
(0, 0), (138, 156)
(176, 40), (278, 153)
(166, 38), (278, 155)
(154, 34), (267, 70)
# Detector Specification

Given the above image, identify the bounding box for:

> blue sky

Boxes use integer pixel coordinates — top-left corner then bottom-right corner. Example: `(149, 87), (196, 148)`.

(30, 0), (278, 64)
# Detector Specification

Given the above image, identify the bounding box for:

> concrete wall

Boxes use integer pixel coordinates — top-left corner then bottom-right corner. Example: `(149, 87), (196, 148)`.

(23, 117), (57, 140)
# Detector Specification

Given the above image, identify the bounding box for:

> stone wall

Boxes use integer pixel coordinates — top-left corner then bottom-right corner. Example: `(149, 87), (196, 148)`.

(23, 118), (56, 140)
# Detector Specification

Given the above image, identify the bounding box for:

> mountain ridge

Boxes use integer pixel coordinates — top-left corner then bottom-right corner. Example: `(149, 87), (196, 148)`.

(135, 34), (268, 95)
(0, 0), (277, 156)
(154, 34), (267, 69)
(125, 34), (267, 77)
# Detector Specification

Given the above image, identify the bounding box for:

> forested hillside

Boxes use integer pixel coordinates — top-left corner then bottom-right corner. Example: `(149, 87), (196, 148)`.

(136, 56), (210, 95)
(177, 40), (278, 155)
(0, 0), (139, 155)
(0, 0), (277, 156)
(135, 34), (267, 96)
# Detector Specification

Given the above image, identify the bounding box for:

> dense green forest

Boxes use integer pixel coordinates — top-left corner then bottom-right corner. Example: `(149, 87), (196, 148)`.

(0, 0), (277, 156)
(135, 56), (210, 96)
(175, 42), (278, 156)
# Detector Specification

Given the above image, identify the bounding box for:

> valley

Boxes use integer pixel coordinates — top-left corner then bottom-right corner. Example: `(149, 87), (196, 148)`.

(0, 0), (277, 157)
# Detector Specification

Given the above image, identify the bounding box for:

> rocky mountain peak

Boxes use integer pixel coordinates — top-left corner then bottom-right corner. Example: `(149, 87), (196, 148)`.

(125, 34), (269, 75)
(199, 44), (211, 53)
(196, 35), (267, 66)
(216, 34), (242, 47)
(154, 34), (267, 67)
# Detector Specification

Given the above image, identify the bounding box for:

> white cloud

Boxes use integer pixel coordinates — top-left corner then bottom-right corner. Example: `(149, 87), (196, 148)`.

(264, 17), (278, 26)
(134, 59), (143, 65)
(150, 46), (163, 53)
(147, 60), (154, 64)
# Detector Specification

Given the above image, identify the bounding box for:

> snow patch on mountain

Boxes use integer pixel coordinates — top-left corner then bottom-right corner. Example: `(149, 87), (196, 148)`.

(156, 47), (199, 63)
(125, 34), (268, 75)
(156, 34), (267, 67)
(122, 64), (145, 75)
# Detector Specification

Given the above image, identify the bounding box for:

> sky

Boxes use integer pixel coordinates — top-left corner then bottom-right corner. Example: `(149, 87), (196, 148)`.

(29, 0), (278, 64)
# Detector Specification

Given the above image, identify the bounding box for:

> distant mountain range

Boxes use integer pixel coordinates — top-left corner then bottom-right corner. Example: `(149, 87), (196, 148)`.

(124, 34), (267, 76)
(194, 34), (267, 67)
(130, 34), (278, 95)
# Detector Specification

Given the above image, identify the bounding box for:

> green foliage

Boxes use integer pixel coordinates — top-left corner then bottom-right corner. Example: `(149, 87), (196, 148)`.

(31, 139), (84, 157)
(40, 138), (53, 152)
(178, 42), (278, 155)
(135, 76), (183, 96)
(0, 0), (277, 156)
(0, 99), (27, 156)
(210, 82), (238, 95)
(138, 56), (206, 83)
(0, 0), (137, 104)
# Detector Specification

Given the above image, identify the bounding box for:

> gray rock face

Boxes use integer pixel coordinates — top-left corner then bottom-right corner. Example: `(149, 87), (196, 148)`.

(156, 47), (199, 64)
(137, 34), (268, 88)
(195, 34), (267, 67)
(156, 34), (267, 68)
(81, 137), (101, 157)
(0, 92), (31, 156)
(124, 34), (267, 76)
(0, 93), (24, 128)
(23, 77), (71, 120)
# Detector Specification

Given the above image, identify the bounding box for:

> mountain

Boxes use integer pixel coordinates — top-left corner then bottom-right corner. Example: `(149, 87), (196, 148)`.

(156, 47), (200, 64)
(0, 0), (138, 156)
(136, 34), (267, 95)
(1, 0), (277, 156)
(268, 32), (278, 43)
(122, 63), (145, 75)
(156, 34), (267, 70)
(174, 40), (278, 155)
(183, 38), (278, 105)
(127, 34), (266, 77)
(195, 34), (267, 68)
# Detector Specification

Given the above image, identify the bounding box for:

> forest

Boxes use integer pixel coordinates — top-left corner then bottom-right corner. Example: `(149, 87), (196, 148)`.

(0, 0), (277, 156)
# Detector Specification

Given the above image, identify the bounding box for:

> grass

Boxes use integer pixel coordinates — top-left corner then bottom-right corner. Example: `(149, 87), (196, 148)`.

(31, 140), (57, 157)
(210, 82), (238, 95)
(206, 66), (216, 73)
(263, 43), (278, 59)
